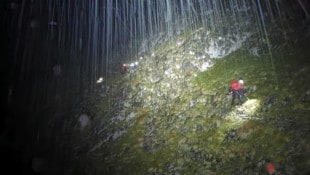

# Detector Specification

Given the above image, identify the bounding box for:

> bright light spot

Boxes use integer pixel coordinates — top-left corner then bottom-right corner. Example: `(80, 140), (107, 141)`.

(196, 60), (213, 72)
(205, 33), (252, 58)
(130, 63), (134, 67)
(177, 41), (183, 46)
(140, 57), (143, 60)
(97, 77), (103, 84)
(225, 99), (261, 124)
(241, 99), (260, 115)
(239, 80), (244, 84)
(135, 62), (139, 65)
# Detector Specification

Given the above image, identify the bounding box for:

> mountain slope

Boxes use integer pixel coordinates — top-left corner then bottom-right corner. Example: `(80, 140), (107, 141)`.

(68, 28), (310, 175)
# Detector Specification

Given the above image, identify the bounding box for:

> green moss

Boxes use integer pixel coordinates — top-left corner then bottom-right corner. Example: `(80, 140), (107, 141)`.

(92, 109), (180, 174)
(89, 35), (310, 174)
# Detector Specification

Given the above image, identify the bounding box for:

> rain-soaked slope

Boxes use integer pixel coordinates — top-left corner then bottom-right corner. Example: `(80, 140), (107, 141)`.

(48, 21), (309, 174)
(64, 31), (310, 175)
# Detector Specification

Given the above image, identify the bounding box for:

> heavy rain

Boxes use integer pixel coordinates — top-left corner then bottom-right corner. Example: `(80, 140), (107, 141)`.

(1, 0), (310, 174)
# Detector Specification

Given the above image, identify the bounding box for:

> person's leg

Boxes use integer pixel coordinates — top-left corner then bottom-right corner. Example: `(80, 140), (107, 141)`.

(231, 92), (236, 105)
(237, 91), (244, 104)
(238, 94), (242, 104)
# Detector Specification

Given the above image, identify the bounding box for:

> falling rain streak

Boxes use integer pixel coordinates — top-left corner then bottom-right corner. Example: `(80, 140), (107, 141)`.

(40, 0), (309, 88)
(4, 1), (309, 120)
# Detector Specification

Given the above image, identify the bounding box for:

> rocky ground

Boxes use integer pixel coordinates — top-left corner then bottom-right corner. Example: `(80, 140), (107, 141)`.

(55, 23), (310, 175)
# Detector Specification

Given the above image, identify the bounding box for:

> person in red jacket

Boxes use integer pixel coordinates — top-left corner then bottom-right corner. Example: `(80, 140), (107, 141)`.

(265, 159), (276, 175)
(229, 78), (245, 105)
(120, 64), (129, 74)
(266, 163), (276, 175)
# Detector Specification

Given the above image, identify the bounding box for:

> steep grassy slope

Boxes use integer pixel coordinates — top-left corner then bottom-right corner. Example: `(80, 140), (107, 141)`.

(55, 25), (310, 175)
(84, 35), (310, 175)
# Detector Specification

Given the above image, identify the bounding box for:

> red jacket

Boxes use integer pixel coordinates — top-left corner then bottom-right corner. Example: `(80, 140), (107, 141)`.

(121, 65), (129, 73)
(230, 80), (241, 91)
(267, 163), (276, 173)
(229, 80), (244, 91)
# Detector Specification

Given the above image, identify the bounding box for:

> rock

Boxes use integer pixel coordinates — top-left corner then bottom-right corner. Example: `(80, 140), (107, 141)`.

(189, 100), (196, 108)
(112, 130), (126, 140)
(126, 112), (137, 122)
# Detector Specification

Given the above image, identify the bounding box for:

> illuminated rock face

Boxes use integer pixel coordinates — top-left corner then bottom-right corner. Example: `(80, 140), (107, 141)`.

(225, 99), (261, 122)
(85, 27), (309, 174)
(85, 27), (255, 154)
(129, 28), (257, 119)
(65, 20), (310, 174)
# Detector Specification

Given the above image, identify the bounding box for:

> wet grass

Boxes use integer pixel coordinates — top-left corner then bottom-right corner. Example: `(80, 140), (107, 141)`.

(192, 38), (310, 174)
(94, 110), (178, 175)
(89, 37), (310, 174)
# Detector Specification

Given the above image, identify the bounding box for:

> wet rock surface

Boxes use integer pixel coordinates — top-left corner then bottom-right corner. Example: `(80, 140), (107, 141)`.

(56, 24), (310, 175)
